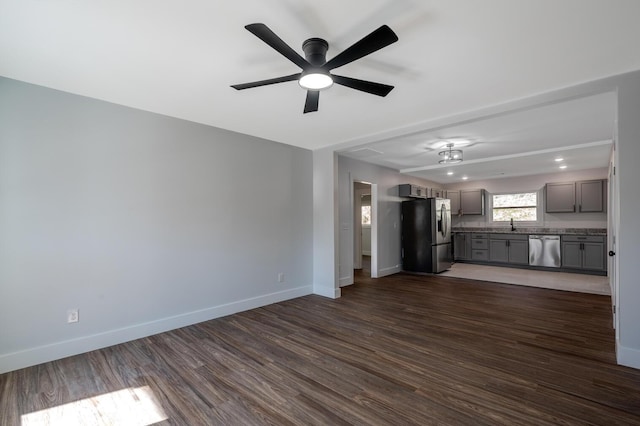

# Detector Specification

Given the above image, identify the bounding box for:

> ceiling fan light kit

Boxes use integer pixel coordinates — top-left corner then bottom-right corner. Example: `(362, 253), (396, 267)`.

(299, 71), (333, 90)
(231, 23), (398, 113)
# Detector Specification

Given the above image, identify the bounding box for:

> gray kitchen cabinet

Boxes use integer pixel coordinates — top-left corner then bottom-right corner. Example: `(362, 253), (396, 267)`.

(453, 233), (471, 260)
(489, 234), (529, 265)
(489, 239), (509, 263)
(447, 190), (461, 216)
(562, 242), (583, 269)
(399, 184), (427, 199)
(577, 180), (604, 212)
(509, 240), (529, 264)
(431, 187), (446, 198)
(545, 182), (576, 213)
(561, 235), (606, 271)
(545, 180), (605, 213)
(460, 189), (485, 215)
(470, 233), (489, 261)
(583, 243), (606, 270)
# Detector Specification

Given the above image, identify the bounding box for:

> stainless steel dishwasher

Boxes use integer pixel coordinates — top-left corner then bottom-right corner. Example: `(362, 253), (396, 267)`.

(528, 235), (561, 267)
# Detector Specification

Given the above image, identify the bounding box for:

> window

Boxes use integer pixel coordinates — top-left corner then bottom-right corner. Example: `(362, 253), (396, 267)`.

(492, 192), (537, 222)
(361, 205), (371, 225)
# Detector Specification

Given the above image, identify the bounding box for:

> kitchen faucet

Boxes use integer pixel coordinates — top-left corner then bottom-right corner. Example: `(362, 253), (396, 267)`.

(510, 217), (516, 231)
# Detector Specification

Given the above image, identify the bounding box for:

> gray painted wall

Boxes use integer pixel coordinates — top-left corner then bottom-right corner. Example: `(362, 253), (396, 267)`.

(0, 78), (313, 373)
(615, 71), (640, 368)
(337, 155), (440, 285)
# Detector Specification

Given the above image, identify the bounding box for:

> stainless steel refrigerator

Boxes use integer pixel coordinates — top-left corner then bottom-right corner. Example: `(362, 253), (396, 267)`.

(401, 198), (452, 273)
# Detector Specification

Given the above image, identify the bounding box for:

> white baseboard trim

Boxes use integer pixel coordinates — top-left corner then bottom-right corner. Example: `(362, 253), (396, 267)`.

(0, 285), (312, 374)
(313, 285), (341, 299)
(377, 264), (401, 278)
(617, 340), (640, 370)
(339, 275), (353, 287)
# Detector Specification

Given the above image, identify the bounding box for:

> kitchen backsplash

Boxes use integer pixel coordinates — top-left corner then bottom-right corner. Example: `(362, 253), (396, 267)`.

(451, 215), (607, 230)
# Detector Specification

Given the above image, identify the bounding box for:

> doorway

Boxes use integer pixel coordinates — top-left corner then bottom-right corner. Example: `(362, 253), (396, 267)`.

(354, 181), (372, 277)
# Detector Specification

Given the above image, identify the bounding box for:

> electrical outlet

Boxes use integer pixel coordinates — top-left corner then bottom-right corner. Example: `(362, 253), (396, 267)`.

(277, 272), (285, 283)
(67, 309), (79, 323)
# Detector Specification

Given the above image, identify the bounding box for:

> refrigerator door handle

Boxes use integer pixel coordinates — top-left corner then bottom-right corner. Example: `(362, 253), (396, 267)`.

(441, 203), (448, 237)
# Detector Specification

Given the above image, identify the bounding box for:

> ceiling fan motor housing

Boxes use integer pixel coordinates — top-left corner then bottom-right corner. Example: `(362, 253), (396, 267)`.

(302, 38), (329, 66)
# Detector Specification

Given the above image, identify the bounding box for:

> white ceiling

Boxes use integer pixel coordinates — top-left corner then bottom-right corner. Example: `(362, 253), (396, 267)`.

(340, 91), (617, 184)
(1, 0), (638, 180)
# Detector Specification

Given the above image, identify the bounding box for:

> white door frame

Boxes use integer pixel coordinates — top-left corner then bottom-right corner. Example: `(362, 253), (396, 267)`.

(351, 178), (378, 279)
(353, 185), (368, 270)
(370, 183), (379, 278)
(608, 135), (620, 336)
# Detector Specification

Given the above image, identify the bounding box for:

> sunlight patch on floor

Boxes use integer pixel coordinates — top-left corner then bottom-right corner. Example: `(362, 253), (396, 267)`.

(21, 386), (168, 426)
(441, 263), (610, 295)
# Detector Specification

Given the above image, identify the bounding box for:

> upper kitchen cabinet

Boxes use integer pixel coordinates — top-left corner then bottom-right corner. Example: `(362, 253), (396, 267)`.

(430, 188), (446, 198)
(577, 180), (604, 213)
(446, 190), (461, 216)
(399, 184), (427, 199)
(460, 189), (485, 215)
(545, 180), (605, 213)
(545, 182), (576, 213)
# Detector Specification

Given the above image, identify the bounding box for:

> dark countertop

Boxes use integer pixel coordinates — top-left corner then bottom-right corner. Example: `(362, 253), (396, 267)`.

(451, 227), (607, 236)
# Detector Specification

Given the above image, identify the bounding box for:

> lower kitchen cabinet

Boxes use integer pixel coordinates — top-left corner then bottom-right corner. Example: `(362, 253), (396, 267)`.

(453, 233), (471, 260)
(489, 234), (529, 265)
(561, 235), (606, 271)
(470, 233), (489, 261)
(453, 231), (606, 275)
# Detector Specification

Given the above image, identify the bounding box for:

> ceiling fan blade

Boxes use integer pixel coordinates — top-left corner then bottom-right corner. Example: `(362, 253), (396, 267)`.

(231, 73), (301, 90)
(324, 25), (398, 71)
(332, 75), (394, 97)
(245, 23), (310, 70)
(304, 90), (319, 113)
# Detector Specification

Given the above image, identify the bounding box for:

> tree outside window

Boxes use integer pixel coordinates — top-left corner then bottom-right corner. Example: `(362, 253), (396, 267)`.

(492, 192), (537, 222)
(361, 206), (371, 225)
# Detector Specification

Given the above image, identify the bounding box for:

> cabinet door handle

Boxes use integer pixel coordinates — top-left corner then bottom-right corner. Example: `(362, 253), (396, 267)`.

(609, 251), (616, 256)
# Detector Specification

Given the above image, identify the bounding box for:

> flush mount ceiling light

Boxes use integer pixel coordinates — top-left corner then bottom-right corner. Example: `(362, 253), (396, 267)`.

(438, 143), (463, 164)
(299, 70), (333, 90)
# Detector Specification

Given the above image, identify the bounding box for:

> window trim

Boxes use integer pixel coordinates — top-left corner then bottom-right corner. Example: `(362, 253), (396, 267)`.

(489, 189), (543, 226)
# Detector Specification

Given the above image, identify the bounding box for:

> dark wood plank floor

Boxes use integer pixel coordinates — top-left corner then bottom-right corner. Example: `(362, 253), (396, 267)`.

(2, 272), (640, 425)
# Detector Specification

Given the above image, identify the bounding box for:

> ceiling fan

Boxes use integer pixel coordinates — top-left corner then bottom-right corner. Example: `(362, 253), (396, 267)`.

(231, 23), (399, 113)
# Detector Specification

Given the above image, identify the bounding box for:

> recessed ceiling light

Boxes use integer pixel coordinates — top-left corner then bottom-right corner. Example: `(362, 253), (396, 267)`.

(559, 164), (568, 169)
(447, 171), (454, 175)
(462, 176), (469, 180)
(555, 157), (564, 162)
